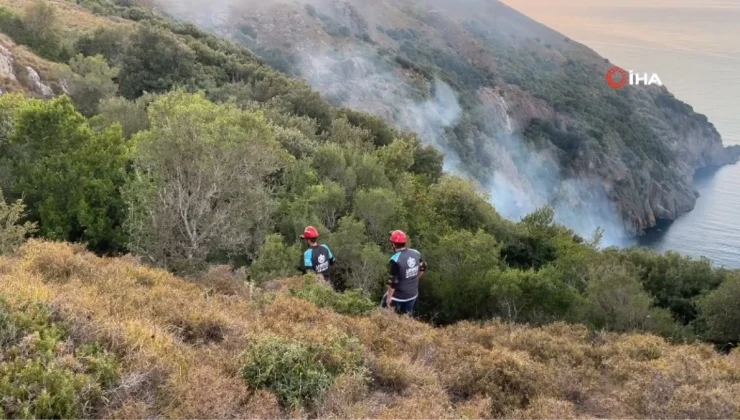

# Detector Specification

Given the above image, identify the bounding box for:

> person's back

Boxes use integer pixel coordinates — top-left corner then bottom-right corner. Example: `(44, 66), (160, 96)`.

(389, 248), (423, 303)
(303, 244), (334, 278)
(383, 230), (426, 315)
(298, 226), (336, 288)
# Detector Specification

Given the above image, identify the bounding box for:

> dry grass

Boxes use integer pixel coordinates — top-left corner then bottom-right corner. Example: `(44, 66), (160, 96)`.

(0, 34), (59, 95)
(1, 240), (739, 419)
(0, 0), (131, 32)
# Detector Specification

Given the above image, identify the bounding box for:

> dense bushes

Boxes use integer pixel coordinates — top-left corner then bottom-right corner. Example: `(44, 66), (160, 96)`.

(57, 54), (119, 117)
(0, 95), (128, 253)
(0, 2), (72, 62)
(118, 25), (196, 98)
(699, 274), (740, 345)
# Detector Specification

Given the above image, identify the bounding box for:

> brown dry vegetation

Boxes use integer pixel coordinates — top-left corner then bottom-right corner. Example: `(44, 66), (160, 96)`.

(0, 0), (129, 31)
(1, 240), (739, 419)
(0, 34), (59, 95)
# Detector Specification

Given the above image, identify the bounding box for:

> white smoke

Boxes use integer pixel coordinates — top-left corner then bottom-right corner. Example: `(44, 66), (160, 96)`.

(482, 113), (629, 247)
(299, 49), (461, 153)
(149, 0), (632, 247)
(297, 47), (629, 246)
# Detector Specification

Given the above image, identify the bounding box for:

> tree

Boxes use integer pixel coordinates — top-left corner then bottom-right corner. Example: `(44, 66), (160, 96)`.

(354, 154), (391, 190)
(338, 108), (397, 147)
(1, 96), (128, 252)
(353, 188), (405, 245)
(125, 92), (288, 272)
(311, 144), (356, 192)
(417, 229), (503, 323)
(74, 26), (132, 67)
(699, 274), (740, 344)
(59, 54), (120, 117)
(90, 95), (152, 140)
(249, 234), (301, 284)
(20, 0), (70, 61)
(429, 176), (505, 234)
(326, 217), (386, 294)
(0, 190), (36, 255)
(305, 182), (347, 232)
(118, 26), (196, 99)
(490, 267), (582, 325)
(273, 125), (317, 159)
(411, 142), (444, 184)
(376, 138), (415, 183)
(0, 94), (25, 193)
(324, 117), (373, 148)
(584, 263), (677, 335)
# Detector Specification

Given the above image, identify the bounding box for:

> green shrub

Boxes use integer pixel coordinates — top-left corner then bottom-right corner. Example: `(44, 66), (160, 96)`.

(240, 333), (366, 408)
(5, 1), (73, 62)
(699, 274), (740, 343)
(0, 359), (97, 419)
(0, 190), (37, 256)
(249, 234), (301, 284)
(290, 277), (376, 316)
(0, 299), (120, 419)
(1, 96), (129, 253)
(118, 25), (196, 98)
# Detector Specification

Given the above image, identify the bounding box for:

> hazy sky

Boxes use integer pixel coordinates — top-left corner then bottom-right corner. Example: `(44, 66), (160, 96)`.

(503, 0), (739, 59)
(503, 0), (739, 144)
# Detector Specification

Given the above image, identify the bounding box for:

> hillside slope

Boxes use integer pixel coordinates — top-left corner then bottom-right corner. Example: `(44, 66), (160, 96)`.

(0, 241), (739, 419)
(155, 0), (740, 239)
(0, 34), (57, 97)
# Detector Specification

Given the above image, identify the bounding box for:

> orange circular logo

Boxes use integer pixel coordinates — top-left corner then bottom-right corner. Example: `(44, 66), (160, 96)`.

(605, 66), (629, 89)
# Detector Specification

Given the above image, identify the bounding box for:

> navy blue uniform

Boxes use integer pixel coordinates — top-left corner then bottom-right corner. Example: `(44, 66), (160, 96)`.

(299, 244), (335, 283)
(382, 248), (425, 314)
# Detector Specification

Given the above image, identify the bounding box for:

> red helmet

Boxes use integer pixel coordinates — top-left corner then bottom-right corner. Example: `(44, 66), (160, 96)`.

(301, 226), (319, 239)
(389, 230), (408, 244)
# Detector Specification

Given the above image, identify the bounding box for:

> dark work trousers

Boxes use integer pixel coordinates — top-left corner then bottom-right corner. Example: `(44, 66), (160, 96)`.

(380, 293), (417, 315)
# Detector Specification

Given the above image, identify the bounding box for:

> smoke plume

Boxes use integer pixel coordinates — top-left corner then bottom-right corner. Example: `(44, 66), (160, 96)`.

(151, 0), (632, 247)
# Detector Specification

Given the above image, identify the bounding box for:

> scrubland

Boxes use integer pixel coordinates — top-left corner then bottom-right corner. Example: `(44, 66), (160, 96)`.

(1, 240), (738, 419)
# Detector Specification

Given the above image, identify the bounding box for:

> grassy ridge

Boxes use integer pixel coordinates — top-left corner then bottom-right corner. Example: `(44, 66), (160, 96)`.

(0, 240), (738, 419)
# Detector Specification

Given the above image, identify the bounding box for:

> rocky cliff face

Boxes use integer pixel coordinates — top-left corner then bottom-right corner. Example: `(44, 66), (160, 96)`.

(155, 0), (738, 240)
(0, 36), (56, 97)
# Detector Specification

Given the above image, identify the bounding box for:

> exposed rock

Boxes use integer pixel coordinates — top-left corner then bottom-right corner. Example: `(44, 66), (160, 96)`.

(0, 44), (16, 82)
(25, 66), (53, 97)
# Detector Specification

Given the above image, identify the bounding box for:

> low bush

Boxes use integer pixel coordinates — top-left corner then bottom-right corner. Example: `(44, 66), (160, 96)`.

(240, 332), (367, 409)
(0, 299), (120, 419)
(0, 190), (36, 256)
(289, 277), (376, 316)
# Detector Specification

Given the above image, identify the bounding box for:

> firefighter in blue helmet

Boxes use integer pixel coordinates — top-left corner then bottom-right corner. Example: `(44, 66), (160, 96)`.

(381, 230), (426, 315)
(298, 226), (336, 288)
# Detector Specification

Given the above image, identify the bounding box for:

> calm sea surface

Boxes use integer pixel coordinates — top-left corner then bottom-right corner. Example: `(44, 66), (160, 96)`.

(506, 0), (740, 268)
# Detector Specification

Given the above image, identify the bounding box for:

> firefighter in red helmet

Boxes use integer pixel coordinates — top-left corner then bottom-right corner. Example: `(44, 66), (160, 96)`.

(298, 226), (336, 288)
(382, 230), (426, 315)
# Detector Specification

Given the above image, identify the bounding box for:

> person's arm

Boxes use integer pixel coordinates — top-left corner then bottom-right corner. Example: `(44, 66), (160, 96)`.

(298, 253), (308, 274)
(325, 245), (336, 266)
(419, 257), (427, 282)
(387, 260), (400, 307)
(298, 251), (312, 274)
